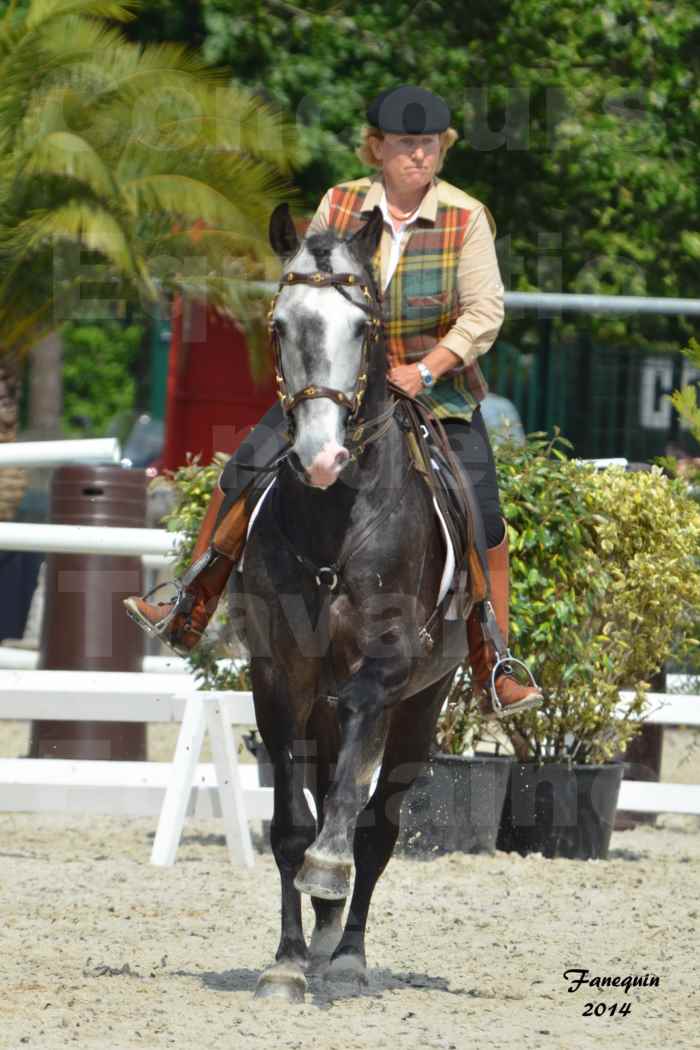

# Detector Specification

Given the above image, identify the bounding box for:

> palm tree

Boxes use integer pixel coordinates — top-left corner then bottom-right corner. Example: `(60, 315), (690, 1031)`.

(0, 0), (299, 512)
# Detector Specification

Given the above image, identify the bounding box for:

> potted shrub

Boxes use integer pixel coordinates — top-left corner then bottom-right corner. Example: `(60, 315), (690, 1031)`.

(482, 432), (700, 860)
(396, 430), (615, 859)
(396, 673), (513, 857)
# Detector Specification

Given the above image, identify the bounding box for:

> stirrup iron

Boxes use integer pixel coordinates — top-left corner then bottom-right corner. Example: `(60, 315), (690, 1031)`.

(488, 655), (541, 715)
(128, 548), (218, 640)
(479, 599), (541, 715)
(129, 579), (192, 638)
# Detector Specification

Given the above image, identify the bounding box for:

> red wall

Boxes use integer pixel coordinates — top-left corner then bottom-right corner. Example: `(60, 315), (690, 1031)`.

(162, 297), (277, 471)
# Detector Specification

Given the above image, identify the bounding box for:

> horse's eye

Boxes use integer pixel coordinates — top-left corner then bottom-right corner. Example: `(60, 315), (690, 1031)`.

(353, 319), (367, 339)
(274, 318), (287, 338)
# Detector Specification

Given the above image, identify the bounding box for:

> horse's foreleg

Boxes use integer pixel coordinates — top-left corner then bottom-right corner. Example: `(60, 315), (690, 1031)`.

(254, 684), (317, 1002)
(325, 674), (453, 985)
(294, 655), (406, 902)
(305, 702), (346, 971)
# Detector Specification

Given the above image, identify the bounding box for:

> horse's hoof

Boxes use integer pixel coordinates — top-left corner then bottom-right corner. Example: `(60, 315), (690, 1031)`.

(254, 962), (307, 1003)
(307, 954), (330, 976)
(294, 851), (352, 900)
(323, 951), (368, 987)
(307, 925), (343, 973)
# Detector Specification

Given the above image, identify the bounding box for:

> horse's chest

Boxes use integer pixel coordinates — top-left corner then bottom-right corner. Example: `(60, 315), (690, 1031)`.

(328, 594), (364, 677)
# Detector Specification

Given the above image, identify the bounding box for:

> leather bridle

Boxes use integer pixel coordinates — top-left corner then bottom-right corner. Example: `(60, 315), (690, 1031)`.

(268, 269), (385, 445)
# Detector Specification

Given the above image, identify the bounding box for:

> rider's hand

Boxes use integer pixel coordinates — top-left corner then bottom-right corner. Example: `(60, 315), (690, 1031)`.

(389, 363), (424, 397)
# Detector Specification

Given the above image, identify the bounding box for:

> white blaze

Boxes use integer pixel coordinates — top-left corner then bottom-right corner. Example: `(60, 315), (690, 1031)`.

(275, 243), (367, 488)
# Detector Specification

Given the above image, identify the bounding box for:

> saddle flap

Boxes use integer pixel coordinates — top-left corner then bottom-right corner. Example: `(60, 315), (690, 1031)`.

(397, 395), (489, 608)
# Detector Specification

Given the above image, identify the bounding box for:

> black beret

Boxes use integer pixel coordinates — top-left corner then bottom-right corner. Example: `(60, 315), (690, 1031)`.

(366, 85), (451, 134)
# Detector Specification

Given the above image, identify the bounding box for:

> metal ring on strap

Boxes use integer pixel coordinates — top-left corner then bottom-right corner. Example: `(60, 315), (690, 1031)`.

(315, 566), (339, 591)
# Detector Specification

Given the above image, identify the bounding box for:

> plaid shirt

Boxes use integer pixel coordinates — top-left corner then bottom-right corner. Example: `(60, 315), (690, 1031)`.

(308, 175), (505, 422)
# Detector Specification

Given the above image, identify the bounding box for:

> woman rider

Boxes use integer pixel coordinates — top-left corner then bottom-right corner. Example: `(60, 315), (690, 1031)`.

(125, 84), (542, 718)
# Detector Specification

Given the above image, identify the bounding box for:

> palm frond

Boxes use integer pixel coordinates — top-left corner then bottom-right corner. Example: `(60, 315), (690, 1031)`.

(205, 84), (303, 175)
(91, 40), (226, 84)
(13, 201), (140, 280)
(0, 0), (299, 372)
(26, 0), (138, 30)
(21, 131), (119, 201)
(123, 172), (271, 248)
(0, 297), (54, 358)
(120, 141), (295, 230)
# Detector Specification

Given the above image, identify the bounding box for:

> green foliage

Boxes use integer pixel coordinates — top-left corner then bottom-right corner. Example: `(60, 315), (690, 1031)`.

(152, 453), (250, 692)
(199, 0), (700, 348)
(0, 0), (300, 362)
(669, 337), (700, 444)
(443, 433), (700, 764)
(439, 432), (606, 756)
(7, 1), (694, 352)
(61, 321), (142, 435)
(158, 453), (226, 569)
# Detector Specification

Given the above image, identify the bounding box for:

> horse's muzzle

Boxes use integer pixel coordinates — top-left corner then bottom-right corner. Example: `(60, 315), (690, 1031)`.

(308, 446), (350, 488)
(291, 444), (350, 489)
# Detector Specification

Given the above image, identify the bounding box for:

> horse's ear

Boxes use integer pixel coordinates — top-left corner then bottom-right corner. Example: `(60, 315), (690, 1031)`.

(348, 206), (383, 263)
(269, 203), (299, 258)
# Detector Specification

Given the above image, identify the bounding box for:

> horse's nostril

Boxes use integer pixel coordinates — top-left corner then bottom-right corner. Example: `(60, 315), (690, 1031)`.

(335, 449), (350, 468)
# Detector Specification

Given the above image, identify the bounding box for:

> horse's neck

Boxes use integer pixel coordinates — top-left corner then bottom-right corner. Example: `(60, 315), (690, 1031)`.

(277, 413), (408, 563)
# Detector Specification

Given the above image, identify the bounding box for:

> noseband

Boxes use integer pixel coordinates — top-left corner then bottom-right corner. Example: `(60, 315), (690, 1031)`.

(268, 270), (384, 427)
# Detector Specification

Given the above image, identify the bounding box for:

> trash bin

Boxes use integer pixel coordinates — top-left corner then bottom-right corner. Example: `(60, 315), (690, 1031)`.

(29, 465), (148, 760)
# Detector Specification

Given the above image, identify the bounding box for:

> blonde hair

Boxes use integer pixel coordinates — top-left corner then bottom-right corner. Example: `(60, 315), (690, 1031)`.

(356, 124), (458, 173)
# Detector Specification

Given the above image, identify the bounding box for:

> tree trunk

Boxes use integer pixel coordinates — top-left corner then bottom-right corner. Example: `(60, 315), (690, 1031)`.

(0, 358), (26, 521)
(28, 330), (63, 438)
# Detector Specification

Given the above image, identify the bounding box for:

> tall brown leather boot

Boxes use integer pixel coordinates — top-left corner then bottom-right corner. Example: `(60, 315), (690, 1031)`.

(123, 486), (249, 657)
(467, 520), (543, 719)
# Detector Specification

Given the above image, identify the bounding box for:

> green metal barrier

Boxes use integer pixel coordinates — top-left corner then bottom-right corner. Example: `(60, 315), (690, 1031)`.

(485, 333), (700, 461)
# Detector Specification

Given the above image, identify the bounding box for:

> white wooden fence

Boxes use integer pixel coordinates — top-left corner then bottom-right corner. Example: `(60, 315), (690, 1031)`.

(0, 670), (275, 868)
(616, 691), (700, 815)
(1, 671), (698, 859)
(0, 438), (121, 468)
(0, 648), (190, 673)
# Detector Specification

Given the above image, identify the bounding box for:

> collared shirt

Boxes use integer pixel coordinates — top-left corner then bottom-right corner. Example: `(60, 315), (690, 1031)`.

(377, 189), (421, 291)
(308, 174), (505, 368)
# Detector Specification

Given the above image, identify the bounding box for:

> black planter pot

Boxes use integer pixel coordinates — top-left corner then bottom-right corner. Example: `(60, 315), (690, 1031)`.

(497, 761), (624, 860)
(396, 753), (512, 857)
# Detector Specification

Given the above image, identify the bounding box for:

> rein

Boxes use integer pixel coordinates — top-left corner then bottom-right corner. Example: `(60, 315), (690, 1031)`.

(235, 403), (396, 476)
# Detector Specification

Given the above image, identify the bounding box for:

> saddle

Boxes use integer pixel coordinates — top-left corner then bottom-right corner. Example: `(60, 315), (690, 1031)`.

(391, 386), (490, 616)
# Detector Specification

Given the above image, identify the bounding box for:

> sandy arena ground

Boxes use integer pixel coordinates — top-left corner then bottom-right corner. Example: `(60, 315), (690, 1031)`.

(1, 725), (699, 1050)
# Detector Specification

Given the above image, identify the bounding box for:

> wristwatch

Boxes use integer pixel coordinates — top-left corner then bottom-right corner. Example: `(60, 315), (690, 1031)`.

(417, 362), (435, 389)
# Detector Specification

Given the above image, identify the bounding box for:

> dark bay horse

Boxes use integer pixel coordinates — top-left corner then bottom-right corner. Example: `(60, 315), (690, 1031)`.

(235, 204), (477, 1001)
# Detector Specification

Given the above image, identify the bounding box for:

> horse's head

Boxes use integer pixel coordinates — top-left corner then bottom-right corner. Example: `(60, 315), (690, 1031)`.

(268, 204), (384, 489)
